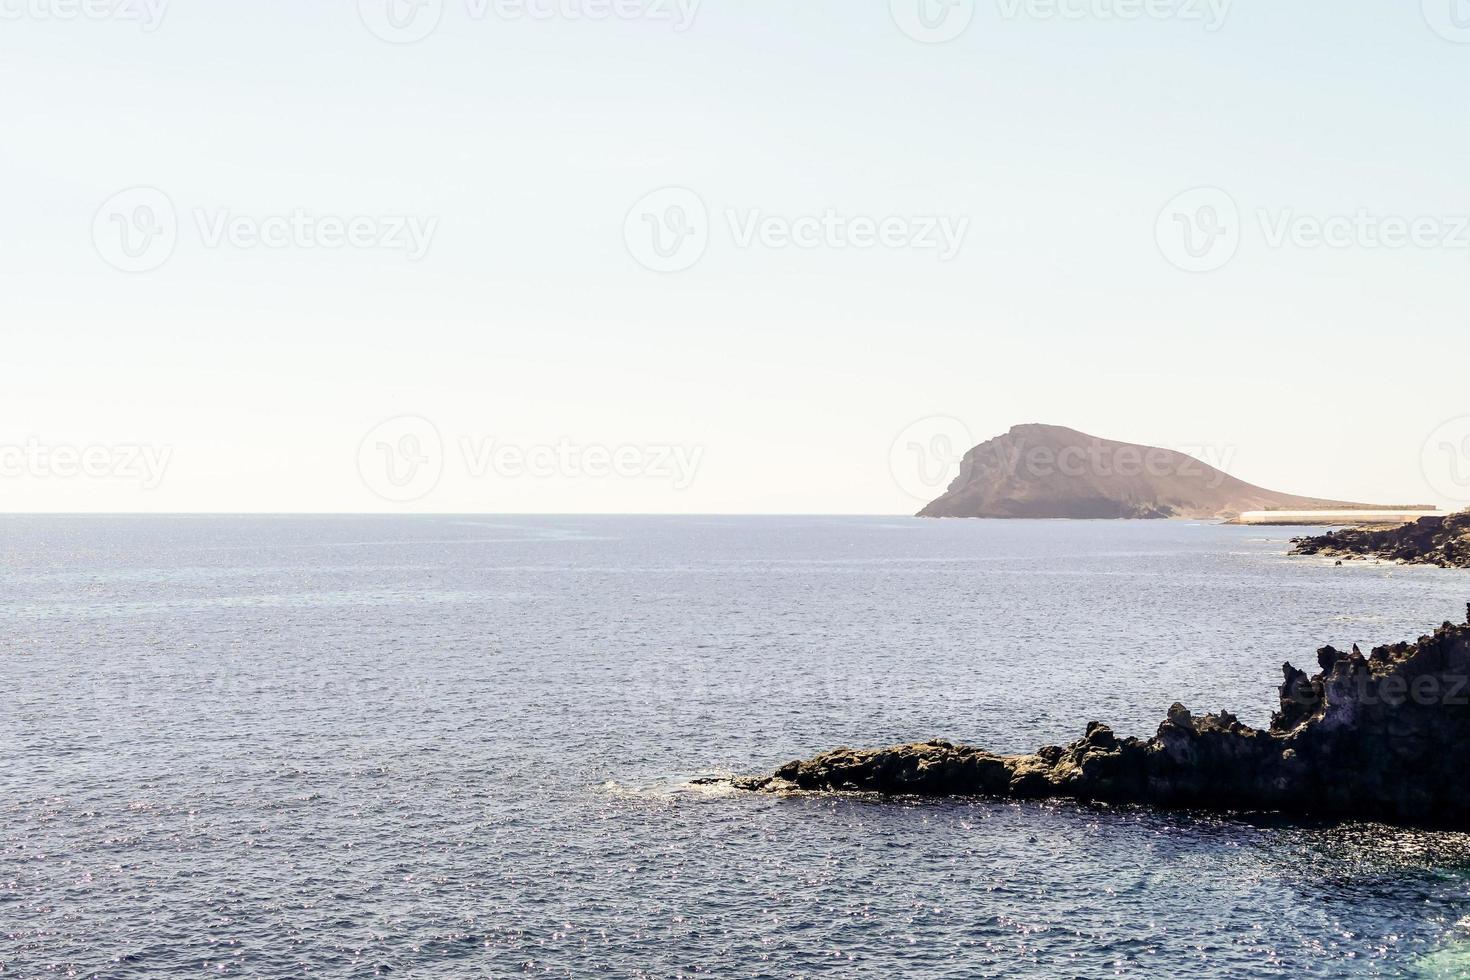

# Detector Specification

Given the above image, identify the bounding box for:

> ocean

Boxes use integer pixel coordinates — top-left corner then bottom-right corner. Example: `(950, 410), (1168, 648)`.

(3, 515), (1470, 977)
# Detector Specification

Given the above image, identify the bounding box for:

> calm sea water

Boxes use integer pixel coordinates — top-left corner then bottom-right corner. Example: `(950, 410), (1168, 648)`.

(4, 515), (1470, 978)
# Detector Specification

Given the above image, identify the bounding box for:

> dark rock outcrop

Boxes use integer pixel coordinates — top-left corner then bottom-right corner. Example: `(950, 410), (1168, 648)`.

(733, 613), (1470, 827)
(918, 424), (1403, 521)
(1291, 511), (1470, 568)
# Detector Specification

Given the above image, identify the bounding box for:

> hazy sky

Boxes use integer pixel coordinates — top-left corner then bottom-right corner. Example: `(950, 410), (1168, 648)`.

(3, 0), (1468, 513)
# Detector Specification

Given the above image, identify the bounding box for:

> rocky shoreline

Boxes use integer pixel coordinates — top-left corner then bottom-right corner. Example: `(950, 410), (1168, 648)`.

(725, 611), (1470, 827)
(1290, 511), (1470, 568)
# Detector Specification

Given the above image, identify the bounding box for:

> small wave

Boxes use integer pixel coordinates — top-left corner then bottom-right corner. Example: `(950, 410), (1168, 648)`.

(598, 775), (743, 802)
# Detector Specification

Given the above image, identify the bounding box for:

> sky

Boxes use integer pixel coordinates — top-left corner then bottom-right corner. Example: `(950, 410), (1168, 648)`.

(2, 0), (1468, 514)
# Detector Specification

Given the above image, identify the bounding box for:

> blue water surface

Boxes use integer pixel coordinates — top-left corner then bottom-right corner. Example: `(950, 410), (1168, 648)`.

(3, 515), (1469, 978)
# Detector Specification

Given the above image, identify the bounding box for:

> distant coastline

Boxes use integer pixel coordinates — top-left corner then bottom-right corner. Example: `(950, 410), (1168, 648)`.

(1291, 512), (1470, 567)
(1232, 509), (1444, 527)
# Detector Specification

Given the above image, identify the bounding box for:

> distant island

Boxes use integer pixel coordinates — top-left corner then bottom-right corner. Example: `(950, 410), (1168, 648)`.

(918, 423), (1421, 521)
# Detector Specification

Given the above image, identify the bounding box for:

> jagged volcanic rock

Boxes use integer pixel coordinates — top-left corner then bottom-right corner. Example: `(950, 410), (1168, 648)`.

(733, 613), (1470, 827)
(1291, 511), (1470, 568)
(918, 424), (1399, 520)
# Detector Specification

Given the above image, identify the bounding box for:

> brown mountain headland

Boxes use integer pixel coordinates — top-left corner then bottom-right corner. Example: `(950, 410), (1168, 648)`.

(918, 424), (1406, 520)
